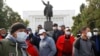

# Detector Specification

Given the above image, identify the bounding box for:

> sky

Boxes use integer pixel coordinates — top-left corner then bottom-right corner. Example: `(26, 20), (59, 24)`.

(6, 0), (86, 18)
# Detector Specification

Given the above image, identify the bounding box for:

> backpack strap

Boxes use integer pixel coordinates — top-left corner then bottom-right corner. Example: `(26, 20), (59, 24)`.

(74, 37), (81, 50)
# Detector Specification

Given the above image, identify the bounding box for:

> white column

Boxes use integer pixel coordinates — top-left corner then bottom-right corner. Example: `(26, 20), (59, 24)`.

(32, 16), (36, 33)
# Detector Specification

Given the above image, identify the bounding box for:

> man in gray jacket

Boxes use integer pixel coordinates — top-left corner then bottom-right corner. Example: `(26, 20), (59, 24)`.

(73, 27), (95, 56)
(39, 29), (56, 56)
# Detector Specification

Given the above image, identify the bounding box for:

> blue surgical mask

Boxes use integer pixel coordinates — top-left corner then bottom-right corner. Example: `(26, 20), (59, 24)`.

(16, 32), (28, 42)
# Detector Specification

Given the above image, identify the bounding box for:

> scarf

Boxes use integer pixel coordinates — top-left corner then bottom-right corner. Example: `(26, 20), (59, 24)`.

(7, 34), (28, 56)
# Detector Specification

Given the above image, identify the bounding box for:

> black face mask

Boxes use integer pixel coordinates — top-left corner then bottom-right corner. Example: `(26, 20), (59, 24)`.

(77, 35), (80, 38)
(65, 35), (70, 39)
(77, 34), (81, 38)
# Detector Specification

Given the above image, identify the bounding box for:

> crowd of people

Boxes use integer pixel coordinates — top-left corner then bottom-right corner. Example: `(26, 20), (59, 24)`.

(0, 22), (100, 56)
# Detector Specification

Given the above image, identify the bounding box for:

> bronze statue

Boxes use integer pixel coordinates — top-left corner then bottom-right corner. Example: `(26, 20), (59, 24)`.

(42, 0), (53, 21)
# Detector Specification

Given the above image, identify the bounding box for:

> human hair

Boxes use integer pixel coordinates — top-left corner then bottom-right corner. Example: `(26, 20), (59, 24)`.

(38, 25), (43, 29)
(53, 23), (58, 27)
(80, 26), (89, 33)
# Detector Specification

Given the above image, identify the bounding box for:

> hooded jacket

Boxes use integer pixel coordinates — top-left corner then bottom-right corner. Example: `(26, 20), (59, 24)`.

(56, 35), (75, 56)
(0, 35), (28, 56)
(0, 39), (23, 56)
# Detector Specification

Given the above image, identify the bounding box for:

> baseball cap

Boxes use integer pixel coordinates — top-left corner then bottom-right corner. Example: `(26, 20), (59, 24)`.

(65, 27), (70, 31)
(93, 28), (99, 32)
(39, 29), (46, 34)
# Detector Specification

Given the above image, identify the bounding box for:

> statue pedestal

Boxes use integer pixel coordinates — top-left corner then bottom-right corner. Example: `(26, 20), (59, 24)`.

(44, 21), (53, 31)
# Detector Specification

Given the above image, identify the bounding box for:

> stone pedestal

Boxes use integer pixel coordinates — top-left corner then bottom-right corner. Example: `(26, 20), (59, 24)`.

(44, 21), (53, 31)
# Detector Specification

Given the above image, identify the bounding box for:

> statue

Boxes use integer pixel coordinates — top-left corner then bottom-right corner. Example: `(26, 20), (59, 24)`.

(42, 0), (53, 21)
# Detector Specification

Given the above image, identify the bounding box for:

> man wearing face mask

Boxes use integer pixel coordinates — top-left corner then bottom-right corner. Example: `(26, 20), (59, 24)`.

(91, 28), (100, 56)
(56, 27), (75, 56)
(0, 22), (29, 56)
(73, 27), (95, 56)
(33, 25), (42, 49)
(39, 29), (56, 56)
(59, 25), (66, 35)
(52, 23), (61, 43)
(0, 28), (8, 40)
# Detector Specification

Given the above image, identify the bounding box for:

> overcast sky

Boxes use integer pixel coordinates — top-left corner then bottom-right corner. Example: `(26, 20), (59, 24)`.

(6, 0), (86, 18)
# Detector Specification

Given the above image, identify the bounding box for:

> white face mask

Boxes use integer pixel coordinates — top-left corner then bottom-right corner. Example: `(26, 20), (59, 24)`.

(65, 31), (71, 35)
(58, 27), (61, 30)
(1, 34), (6, 36)
(87, 32), (92, 39)
(53, 27), (57, 30)
(93, 32), (98, 36)
(16, 32), (28, 42)
(28, 31), (32, 34)
(40, 35), (45, 40)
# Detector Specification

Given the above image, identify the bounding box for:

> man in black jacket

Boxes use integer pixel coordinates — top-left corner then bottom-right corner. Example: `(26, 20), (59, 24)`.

(26, 28), (40, 50)
(91, 28), (100, 56)
(52, 23), (61, 43)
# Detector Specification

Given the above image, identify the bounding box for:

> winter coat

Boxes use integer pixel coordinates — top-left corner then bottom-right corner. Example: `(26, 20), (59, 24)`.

(27, 41), (39, 56)
(0, 39), (23, 56)
(56, 35), (75, 56)
(0, 37), (39, 56)
(39, 36), (56, 56)
(91, 35), (100, 56)
(53, 29), (62, 43)
(0, 35), (3, 40)
(73, 37), (95, 56)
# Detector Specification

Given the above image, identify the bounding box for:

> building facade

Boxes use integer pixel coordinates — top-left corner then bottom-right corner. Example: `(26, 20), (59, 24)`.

(23, 10), (75, 33)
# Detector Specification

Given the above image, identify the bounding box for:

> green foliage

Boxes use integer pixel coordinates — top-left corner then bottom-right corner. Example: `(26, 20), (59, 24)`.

(23, 19), (29, 27)
(80, 3), (85, 12)
(0, 0), (3, 10)
(72, 0), (100, 36)
(0, 1), (29, 29)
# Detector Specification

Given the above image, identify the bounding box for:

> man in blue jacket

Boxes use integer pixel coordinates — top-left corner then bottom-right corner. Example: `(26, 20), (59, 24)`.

(91, 28), (100, 56)
(39, 29), (56, 56)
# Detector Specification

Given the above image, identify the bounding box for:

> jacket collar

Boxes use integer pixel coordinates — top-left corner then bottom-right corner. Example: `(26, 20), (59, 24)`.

(7, 35), (27, 48)
(6, 35), (17, 46)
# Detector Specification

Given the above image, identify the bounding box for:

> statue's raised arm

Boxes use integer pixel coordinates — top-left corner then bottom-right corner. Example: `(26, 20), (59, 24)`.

(41, 0), (53, 21)
(42, 0), (47, 5)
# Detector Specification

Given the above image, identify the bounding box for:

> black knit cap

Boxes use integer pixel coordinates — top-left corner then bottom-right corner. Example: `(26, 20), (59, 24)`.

(10, 22), (26, 34)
